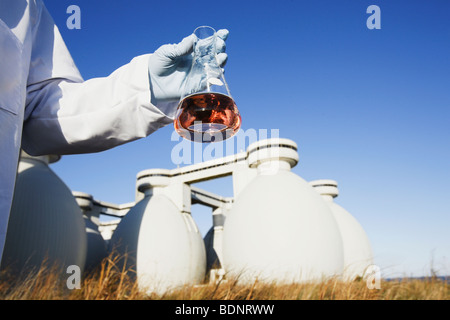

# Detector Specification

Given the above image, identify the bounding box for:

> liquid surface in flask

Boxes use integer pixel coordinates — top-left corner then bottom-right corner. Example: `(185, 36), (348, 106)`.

(174, 92), (241, 142)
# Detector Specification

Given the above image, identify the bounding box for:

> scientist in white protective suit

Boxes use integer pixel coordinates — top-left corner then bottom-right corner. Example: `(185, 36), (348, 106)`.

(0, 0), (228, 262)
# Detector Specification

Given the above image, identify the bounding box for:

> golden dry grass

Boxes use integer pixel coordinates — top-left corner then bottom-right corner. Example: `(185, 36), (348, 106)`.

(0, 254), (448, 300)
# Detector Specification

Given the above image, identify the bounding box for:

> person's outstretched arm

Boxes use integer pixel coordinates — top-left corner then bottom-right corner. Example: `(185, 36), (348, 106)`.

(22, 1), (227, 156)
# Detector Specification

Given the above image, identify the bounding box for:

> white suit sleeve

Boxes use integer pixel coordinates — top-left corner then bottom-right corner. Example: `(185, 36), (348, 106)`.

(22, 1), (173, 156)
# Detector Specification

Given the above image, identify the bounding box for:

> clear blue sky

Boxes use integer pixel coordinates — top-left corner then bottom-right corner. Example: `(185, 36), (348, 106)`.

(44, 0), (450, 278)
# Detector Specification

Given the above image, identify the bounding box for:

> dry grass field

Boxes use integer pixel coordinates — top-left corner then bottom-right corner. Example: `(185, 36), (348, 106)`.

(0, 254), (448, 300)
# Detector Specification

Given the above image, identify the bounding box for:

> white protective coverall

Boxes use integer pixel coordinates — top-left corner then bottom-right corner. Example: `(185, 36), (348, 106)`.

(0, 0), (176, 261)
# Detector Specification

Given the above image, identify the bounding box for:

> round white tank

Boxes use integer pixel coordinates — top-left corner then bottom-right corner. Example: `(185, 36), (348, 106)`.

(73, 191), (107, 272)
(109, 169), (206, 295)
(222, 139), (344, 284)
(0, 152), (87, 275)
(310, 179), (373, 279)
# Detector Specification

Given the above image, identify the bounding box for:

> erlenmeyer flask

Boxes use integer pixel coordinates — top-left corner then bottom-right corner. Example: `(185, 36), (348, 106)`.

(174, 26), (241, 143)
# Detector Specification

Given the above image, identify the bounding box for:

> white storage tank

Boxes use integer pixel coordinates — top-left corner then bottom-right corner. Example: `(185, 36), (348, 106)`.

(109, 169), (206, 295)
(73, 191), (107, 272)
(222, 139), (344, 284)
(0, 152), (87, 275)
(310, 179), (373, 279)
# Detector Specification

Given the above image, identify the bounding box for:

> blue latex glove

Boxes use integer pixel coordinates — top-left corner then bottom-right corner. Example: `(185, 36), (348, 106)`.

(148, 29), (229, 118)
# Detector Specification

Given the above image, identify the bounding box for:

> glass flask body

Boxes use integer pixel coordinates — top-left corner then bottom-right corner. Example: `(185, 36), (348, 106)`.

(174, 26), (241, 143)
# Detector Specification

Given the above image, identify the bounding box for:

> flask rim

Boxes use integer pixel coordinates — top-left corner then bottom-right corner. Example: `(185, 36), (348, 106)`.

(193, 26), (216, 40)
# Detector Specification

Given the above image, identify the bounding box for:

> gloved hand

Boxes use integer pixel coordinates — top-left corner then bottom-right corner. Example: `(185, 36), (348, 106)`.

(148, 29), (229, 118)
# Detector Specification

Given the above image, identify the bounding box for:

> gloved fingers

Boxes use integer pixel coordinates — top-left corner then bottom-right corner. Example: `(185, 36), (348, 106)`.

(216, 52), (228, 68)
(215, 29), (228, 54)
(172, 33), (196, 57)
(217, 29), (229, 41)
(157, 33), (196, 59)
